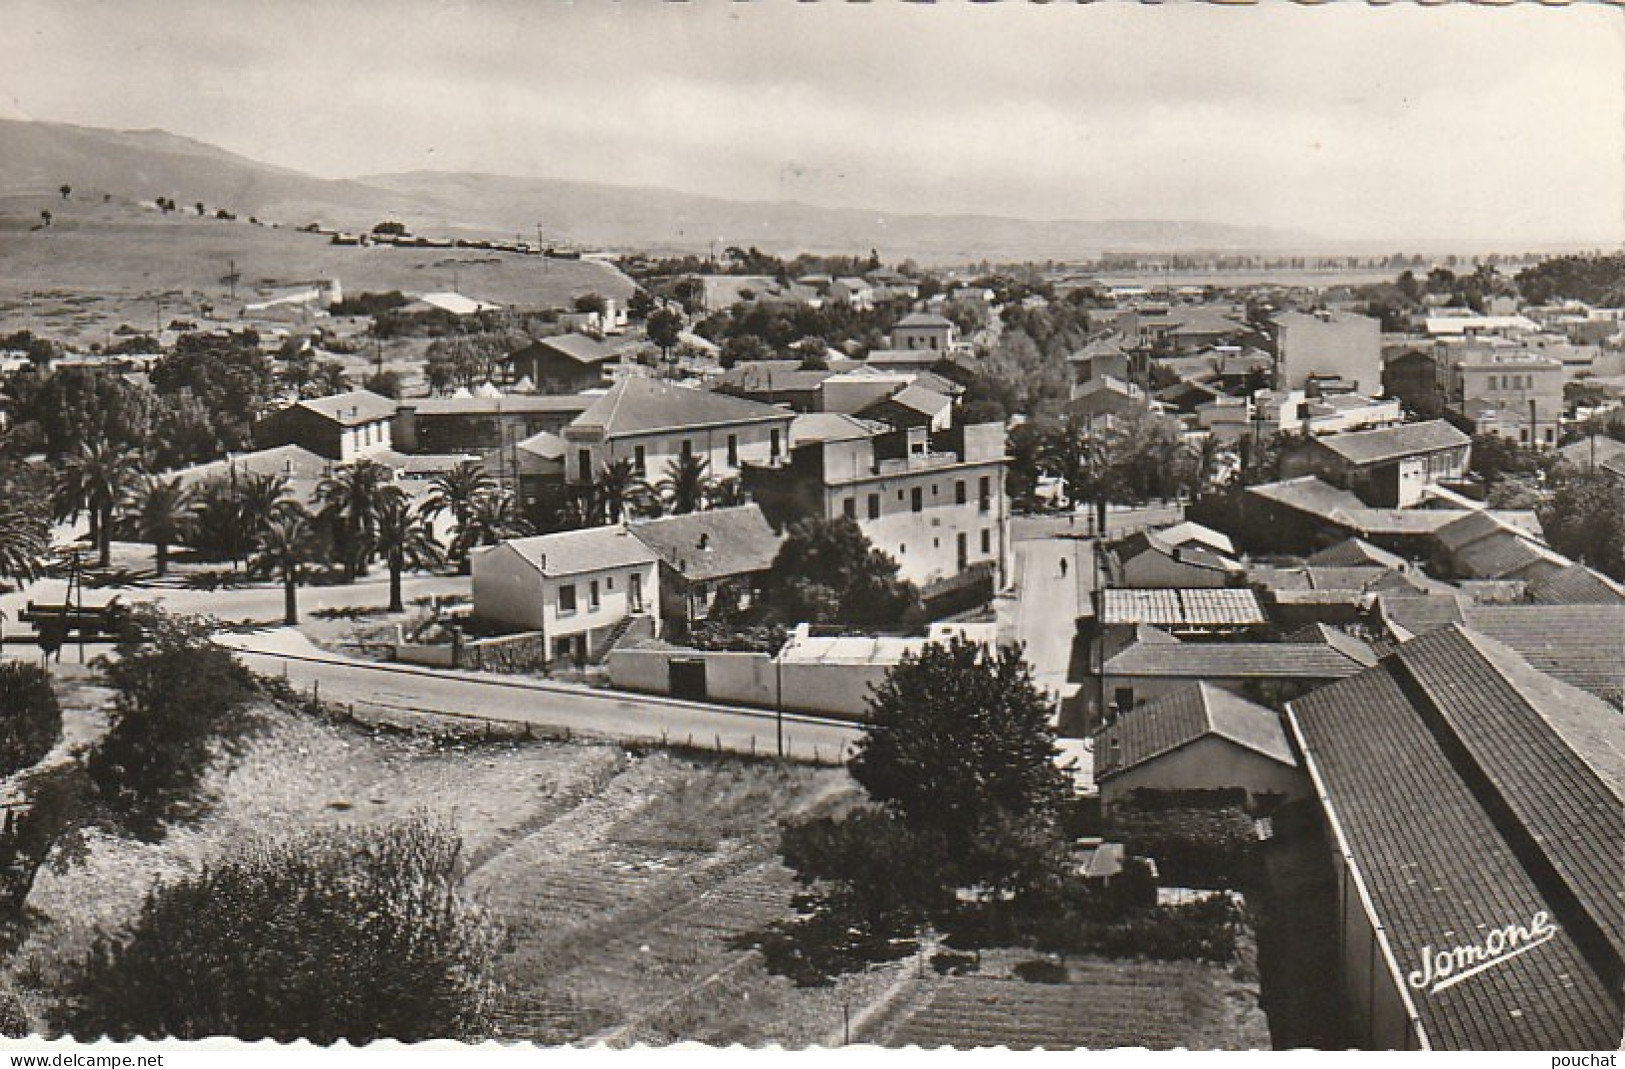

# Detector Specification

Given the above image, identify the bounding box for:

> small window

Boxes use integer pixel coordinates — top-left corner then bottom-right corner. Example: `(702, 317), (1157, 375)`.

(981, 528), (991, 554)
(606, 576), (615, 591)
(589, 580), (601, 610)
(910, 487), (923, 512)
(1113, 687), (1136, 712)
(634, 445), (646, 476)
(843, 497), (856, 519)
(770, 428), (782, 458)
(558, 584), (577, 615)
(955, 480), (967, 505)
(867, 493), (880, 520)
(727, 434), (739, 467)
(681, 439), (693, 459)
(979, 475), (992, 512)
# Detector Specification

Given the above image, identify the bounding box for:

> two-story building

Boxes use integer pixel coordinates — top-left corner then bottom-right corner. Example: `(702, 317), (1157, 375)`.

(253, 389), (397, 462)
(1447, 354), (1565, 446)
(562, 377), (795, 489)
(501, 332), (623, 394)
(626, 504), (783, 641)
(743, 421), (1011, 595)
(1279, 420), (1472, 508)
(470, 524), (660, 666)
(889, 312), (958, 353)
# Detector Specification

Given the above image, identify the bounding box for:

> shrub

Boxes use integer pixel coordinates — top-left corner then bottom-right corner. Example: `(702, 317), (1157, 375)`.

(54, 820), (498, 1042)
(0, 664), (62, 778)
(1107, 792), (1258, 891)
(0, 761), (91, 913)
(86, 615), (260, 839)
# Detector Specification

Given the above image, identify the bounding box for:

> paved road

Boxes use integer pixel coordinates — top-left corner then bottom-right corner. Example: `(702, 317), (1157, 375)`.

(221, 628), (864, 766)
(1002, 536), (1096, 701)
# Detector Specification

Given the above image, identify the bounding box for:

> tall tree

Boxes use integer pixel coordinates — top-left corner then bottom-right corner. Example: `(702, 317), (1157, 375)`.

(314, 460), (392, 582)
(424, 461), (496, 572)
(850, 638), (1071, 895)
(1042, 418), (1116, 532)
(253, 508), (318, 625)
(123, 475), (195, 577)
(372, 491), (443, 613)
(56, 439), (141, 567)
(658, 454), (714, 515)
(646, 306), (684, 367)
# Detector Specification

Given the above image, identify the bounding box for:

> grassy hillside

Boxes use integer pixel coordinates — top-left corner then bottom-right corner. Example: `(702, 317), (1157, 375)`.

(0, 195), (634, 346)
(2, 118), (1318, 263)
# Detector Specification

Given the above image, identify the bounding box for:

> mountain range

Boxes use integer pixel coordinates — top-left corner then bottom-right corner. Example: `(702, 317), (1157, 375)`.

(0, 118), (1320, 262)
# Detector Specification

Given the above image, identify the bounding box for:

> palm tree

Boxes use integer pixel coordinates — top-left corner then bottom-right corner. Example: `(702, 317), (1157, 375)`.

(373, 491), (444, 612)
(658, 454), (713, 515)
(1186, 435), (1226, 498)
(424, 460), (496, 572)
(1042, 418), (1117, 535)
(314, 459), (392, 582)
(56, 439), (141, 568)
(252, 507), (317, 625)
(595, 459), (649, 523)
(234, 472), (293, 559)
(462, 489), (532, 553)
(123, 475), (195, 577)
(0, 480), (49, 587)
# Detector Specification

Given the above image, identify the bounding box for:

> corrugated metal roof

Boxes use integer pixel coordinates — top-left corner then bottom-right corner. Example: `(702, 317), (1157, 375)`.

(1104, 641), (1367, 679)
(1098, 588), (1267, 628)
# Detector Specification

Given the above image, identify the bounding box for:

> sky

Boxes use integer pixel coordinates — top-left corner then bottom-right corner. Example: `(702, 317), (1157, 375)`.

(1, 0), (1621, 247)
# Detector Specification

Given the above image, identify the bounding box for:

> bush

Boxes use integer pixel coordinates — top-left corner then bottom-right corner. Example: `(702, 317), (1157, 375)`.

(0, 664), (62, 777)
(1108, 792), (1258, 890)
(0, 761), (91, 914)
(54, 820), (498, 1042)
(1075, 895), (1242, 965)
(86, 616), (260, 839)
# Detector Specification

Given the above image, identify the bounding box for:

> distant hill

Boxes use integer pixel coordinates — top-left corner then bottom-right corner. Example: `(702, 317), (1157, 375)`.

(0, 118), (1320, 262)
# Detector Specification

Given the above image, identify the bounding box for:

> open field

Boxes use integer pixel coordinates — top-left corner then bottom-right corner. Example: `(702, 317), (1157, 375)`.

(858, 948), (1269, 1050)
(4, 689), (1271, 1048)
(0, 196), (634, 347)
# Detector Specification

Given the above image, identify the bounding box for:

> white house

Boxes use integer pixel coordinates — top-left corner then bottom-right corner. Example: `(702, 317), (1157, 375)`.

(471, 525), (660, 666)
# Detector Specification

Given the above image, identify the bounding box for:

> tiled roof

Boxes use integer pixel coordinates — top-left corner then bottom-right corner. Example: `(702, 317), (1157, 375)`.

(512, 332), (621, 366)
(1306, 537), (1408, 570)
(1526, 564), (1625, 605)
(1103, 640), (1368, 680)
(492, 524), (658, 577)
(1288, 626), (1625, 1049)
(895, 312), (954, 329)
(627, 504), (782, 582)
(173, 444), (331, 487)
(1312, 420), (1470, 466)
(1283, 623), (1380, 667)
(296, 389), (397, 426)
(1246, 476), (1366, 517)
(1456, 604), (1625, 701)
(408, 395), (592, 416)
(790, 412), (885, 445)
(569, 378), (792, 439)
(1433, 509), (1521, 554)
(713, 360), (834, 395)
(1097, 588), (1268, 628)
(1094, 683), (1296, 780)
(1378, 592), (1468, 638)
(1452, 532), (1567, 582)
(871, 383), (953, 417)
